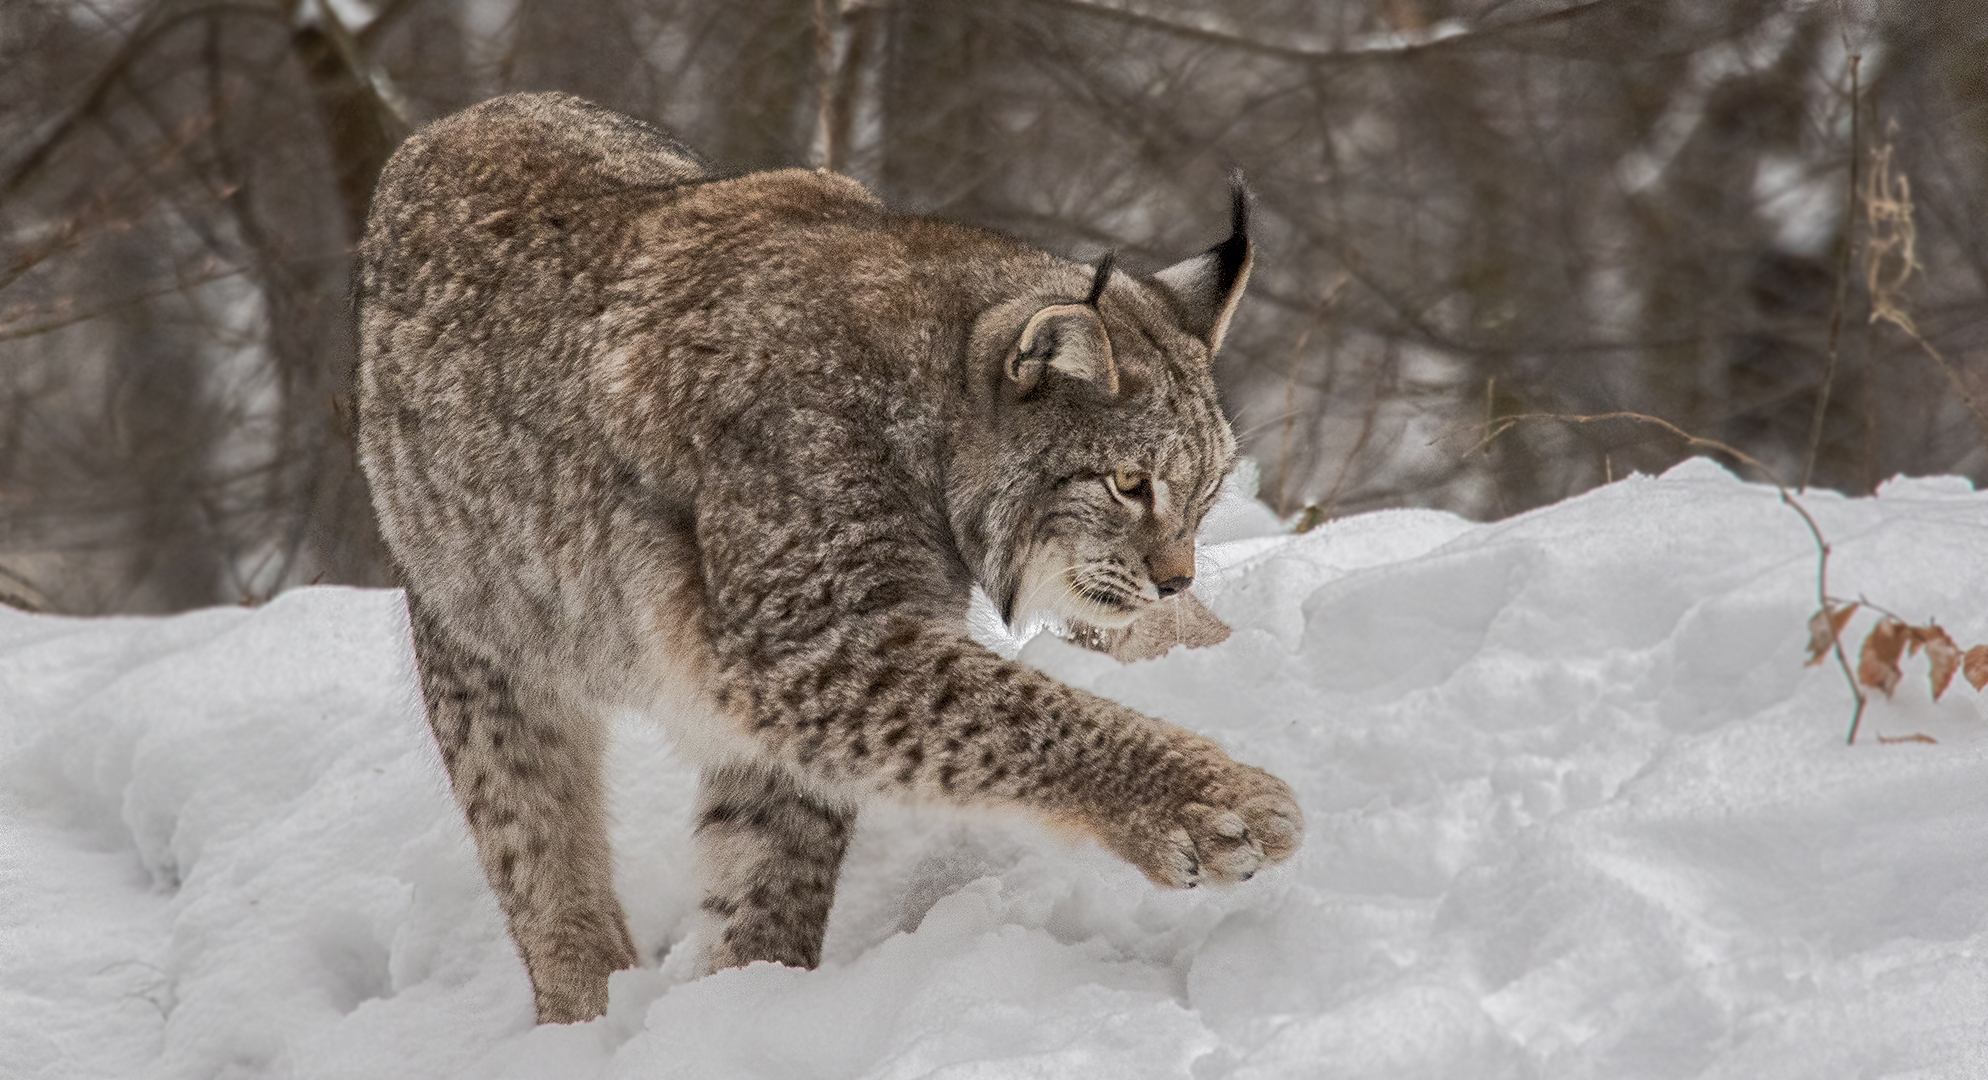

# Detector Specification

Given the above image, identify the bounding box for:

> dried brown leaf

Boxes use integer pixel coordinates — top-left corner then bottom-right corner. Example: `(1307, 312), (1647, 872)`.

(1805, 602), (1859, 666)
(1910, 625), (1962, 701)
(1965, 645), (1988, 692)
(1858, 617), (1910, 696)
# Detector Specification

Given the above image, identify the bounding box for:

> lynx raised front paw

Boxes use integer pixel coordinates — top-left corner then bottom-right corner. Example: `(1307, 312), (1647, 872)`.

(1121, 761), (1303, 888)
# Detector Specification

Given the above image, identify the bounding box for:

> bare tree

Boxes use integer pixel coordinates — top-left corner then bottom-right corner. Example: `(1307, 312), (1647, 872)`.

(2, 0), (1981, 613)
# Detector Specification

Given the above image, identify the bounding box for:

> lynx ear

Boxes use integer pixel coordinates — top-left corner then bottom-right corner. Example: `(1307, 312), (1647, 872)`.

(1007, 302), (1117, 396)
(1151, 174), (1254, 354)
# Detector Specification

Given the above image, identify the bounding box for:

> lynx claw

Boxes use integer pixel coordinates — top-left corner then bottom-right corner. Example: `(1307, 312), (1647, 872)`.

(1136, 790), (1300, 889)
(1182, 803), (1268, 885)
(1158, 827), (1202, 886)
(1098, 746), (1304, 890)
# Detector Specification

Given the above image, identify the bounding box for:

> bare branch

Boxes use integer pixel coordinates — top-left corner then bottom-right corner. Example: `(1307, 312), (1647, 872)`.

(1803, 47), (1858, 492)
(1012, 0), (1624, 65)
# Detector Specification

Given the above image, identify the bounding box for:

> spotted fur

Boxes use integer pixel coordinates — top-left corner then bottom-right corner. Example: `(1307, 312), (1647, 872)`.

(355, 92), (1302, 1025)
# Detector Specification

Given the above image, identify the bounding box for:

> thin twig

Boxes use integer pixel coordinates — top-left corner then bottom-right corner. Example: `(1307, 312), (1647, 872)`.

(0, 264), (253, 342)
(811, 0), (840, 173)
(1802, 46), (1858, 492)
(0, 1), (282, 202)
(1314, 346), (1390, 520)
(1269, 271), (1349, 515)
(1458, 409), (1868, 742)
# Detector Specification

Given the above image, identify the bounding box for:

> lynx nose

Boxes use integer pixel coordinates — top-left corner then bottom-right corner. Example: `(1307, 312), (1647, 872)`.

(1147, 541), (1196, 599)
(1154, 575), (1193, 599)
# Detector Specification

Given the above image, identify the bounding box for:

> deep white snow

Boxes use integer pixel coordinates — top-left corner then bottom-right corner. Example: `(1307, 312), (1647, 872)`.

(6, 458), (1988, 1079)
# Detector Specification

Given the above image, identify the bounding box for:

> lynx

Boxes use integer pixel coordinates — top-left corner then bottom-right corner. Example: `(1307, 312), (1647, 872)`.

(354, 92), (1302, 1025)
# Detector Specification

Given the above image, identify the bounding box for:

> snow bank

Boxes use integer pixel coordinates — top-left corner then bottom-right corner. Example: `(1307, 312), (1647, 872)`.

(6, 460), (1988, 1079)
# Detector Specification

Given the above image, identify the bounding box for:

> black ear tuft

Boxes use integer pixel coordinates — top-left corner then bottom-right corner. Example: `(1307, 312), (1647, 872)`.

(1150, 173), (1256, 354)
(1085, 251), (1116, 308)
(1216, 170), (1251, 300)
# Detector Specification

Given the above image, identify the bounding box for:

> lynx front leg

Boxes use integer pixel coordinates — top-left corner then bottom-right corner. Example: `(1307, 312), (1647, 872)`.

(406, 595), (637, 1023)
(692, 762), (854, 973)
(1057, 730), (1302, 889)
(692, 479), (1302, 901)
(724, 623), (1303, 891)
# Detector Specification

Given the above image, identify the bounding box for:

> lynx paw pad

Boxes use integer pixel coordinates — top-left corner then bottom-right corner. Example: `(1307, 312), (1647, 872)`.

(1147, 783), (1302, 889)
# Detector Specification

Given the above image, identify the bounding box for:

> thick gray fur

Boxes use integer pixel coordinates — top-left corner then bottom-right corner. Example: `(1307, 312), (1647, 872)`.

(355, 92), (1302, 1024)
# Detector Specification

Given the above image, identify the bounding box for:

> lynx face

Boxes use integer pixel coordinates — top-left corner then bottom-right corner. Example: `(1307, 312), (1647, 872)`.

(950, 194), (1248, 632)
(961, 203), (1252, 635)
(1004, 387), (1239, 633)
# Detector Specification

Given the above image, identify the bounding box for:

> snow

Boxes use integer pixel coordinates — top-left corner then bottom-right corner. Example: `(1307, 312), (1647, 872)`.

(7, 458), (1988, 1079)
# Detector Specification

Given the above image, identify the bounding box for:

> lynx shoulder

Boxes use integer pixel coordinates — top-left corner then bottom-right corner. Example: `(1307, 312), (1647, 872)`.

(355, 91), (1301, 1025)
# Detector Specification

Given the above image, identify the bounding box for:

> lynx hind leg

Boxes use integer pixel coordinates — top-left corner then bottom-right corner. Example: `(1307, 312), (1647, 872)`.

(406, 594), (637, 1023)
(693, 762), (854, 974)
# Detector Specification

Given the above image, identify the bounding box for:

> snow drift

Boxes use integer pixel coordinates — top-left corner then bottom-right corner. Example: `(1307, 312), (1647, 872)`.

(6, 459), (1988, 1079)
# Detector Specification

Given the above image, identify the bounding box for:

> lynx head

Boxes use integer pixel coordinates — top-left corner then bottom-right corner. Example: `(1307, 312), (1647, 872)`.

(954, 181), (1252, 634)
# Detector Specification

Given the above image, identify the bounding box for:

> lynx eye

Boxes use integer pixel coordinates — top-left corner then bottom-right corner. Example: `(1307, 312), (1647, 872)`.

(1107, 467), (1153, 505)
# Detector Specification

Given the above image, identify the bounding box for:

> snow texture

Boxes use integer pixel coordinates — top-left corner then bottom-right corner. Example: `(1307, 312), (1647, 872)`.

(6, 459), (1988, 1078)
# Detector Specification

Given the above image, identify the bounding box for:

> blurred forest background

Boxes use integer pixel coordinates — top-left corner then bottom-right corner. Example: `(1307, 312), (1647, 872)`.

(2, 0), (1985, 613)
